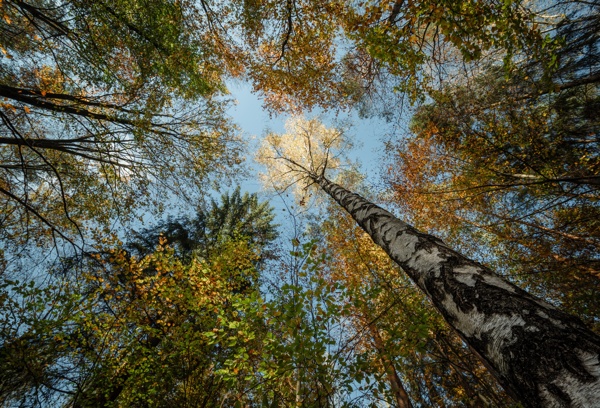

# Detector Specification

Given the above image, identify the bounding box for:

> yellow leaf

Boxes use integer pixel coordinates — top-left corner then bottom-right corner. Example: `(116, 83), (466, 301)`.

(24, 106), (31, 114)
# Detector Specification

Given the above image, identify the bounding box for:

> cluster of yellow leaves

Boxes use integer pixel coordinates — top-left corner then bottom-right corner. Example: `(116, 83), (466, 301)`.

(256, 116), (350, 202)
(70, 238), (264, 404)
(241, 0), (350, 112)
(387, 126), (466, 236)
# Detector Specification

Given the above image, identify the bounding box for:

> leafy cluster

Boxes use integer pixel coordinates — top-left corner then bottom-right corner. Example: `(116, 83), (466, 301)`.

(0, 0), (242, 255)
(256, 116), (352, 202)
(385, 1), (600, 327)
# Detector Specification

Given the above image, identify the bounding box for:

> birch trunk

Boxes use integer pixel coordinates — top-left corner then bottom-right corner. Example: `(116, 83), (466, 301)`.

(316, 176), (600, 408)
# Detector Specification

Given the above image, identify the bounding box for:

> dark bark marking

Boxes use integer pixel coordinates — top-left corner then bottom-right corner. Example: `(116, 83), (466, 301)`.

(545, 383), (572, 406)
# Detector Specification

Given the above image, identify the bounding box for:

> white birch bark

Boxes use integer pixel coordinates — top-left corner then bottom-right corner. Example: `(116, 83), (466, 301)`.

(316, 176), (600, 408)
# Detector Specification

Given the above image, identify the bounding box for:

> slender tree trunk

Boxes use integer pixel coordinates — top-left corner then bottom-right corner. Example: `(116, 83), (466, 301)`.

(367, 321), (413, 408)
(316, 176), (600, 408)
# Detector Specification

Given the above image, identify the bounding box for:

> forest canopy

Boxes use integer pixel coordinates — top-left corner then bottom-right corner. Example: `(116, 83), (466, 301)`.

(1, 0), (599, 407)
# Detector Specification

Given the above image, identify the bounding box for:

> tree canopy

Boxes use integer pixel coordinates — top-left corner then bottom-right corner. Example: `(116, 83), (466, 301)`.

(2, 0), (599, 406)
(0, 0), (243, 256)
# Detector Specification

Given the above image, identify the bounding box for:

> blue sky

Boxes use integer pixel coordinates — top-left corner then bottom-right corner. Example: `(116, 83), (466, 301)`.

(227, 80), (398, 198)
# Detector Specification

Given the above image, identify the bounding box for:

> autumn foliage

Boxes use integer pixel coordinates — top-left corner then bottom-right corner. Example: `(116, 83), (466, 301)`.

(2, 0), (599, 406)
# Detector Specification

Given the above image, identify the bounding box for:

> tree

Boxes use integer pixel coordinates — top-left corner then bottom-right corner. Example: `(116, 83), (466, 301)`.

(342, 0), (549, 98)
(257, 241), (358, 406)
(319, 195), (511, 406)
(0, 190), (278, 407)
(236, 0), (552, 112)
(385, 0), (600, 326)
(0, 0), (242, 253)
(257, 117), (600, 407)
(128, 187), (278, 263)
(69, 241), (267, 407)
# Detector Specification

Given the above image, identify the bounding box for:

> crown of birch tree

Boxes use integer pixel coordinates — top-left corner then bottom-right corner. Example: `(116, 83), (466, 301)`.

(256, 116), (351, 201)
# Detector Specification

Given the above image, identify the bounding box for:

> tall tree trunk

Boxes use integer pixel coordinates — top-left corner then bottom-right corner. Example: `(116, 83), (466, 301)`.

(367, 320), (413, 408)
(316, 176), (600, 408)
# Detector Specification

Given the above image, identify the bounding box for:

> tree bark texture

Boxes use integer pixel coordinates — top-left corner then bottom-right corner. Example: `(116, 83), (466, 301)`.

(316, 177), (600, 408)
